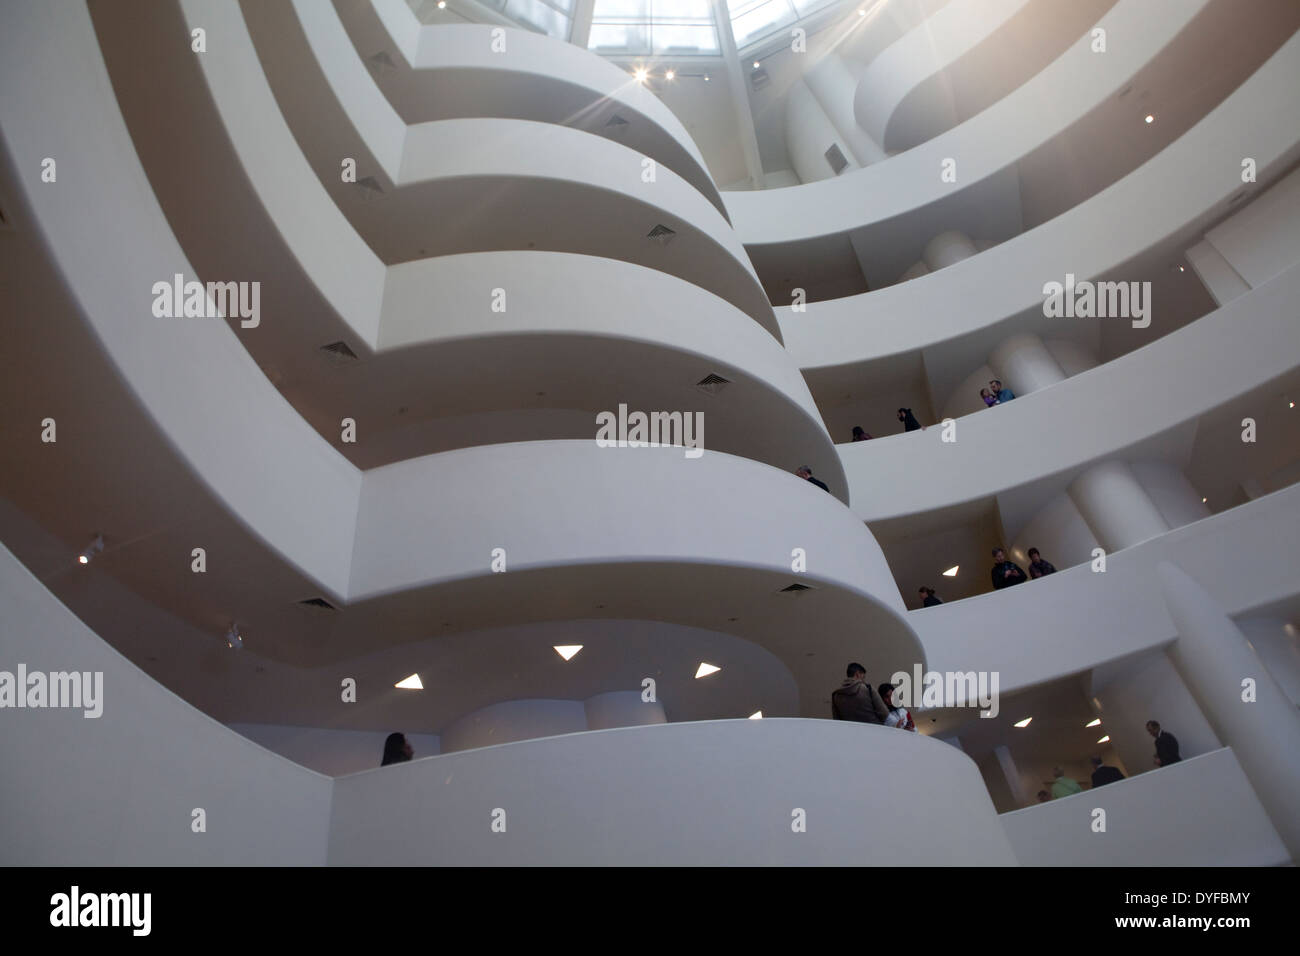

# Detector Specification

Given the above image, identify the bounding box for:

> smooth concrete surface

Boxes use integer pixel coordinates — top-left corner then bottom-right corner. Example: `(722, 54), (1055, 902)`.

(328, 718), (1020, 865)
(1002, 748), (1291, 866)
(0, 544), (332, 866)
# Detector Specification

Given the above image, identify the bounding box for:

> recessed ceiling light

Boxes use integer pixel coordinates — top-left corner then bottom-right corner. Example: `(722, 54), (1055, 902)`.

(437, 0), (446, 7)
(1289, 401), (1295, 409)
(703, 74), (710, 82)
(77, 534), (104, 565)
(1013, 717), (1032, 728)
(1202, 497), (1208, 503)
(395, 673), (423, 690)
(942, 565), (959, 577)
(1145, 114), (1154, 124)
(225, 625), (242, 650)
(1178, 265), (1185, 272)
(665, 69), (675, 80)
(1086, 718), (1101, 727)
(749, 710), (763, 719)
(634, 67), (648, 83)
(1097, 735), (1110, 743)
(695, 662), (721, 678)
(753, 61), (761, 69)
(553, 645), (582, 661)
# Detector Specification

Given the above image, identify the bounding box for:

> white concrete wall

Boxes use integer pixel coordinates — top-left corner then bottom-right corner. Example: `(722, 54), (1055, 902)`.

(327, 719), (1019, 864)
(1002, 748), (1291, 865)
(0, 544), (332, 865)
(1130, 460), (1212, 530)
(785, 79), (860, 184)
(781, 26), (1300, 370)
(440, 699), (588, 753)
(226, 723), (442, 776)
(1202, 163), (1300, 290)
(840, 263), (1300, 522)
(730, 0), (1213, 243)
(1238, 618), (1300, 707)
(915, 482), (1300, 695)
(1009, 492), (1100, 573)
(584, 690), (667, 729)
(1091, 648), (1222, 775)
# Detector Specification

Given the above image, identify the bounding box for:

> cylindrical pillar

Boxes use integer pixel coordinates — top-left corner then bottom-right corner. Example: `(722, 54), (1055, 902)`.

(804, 53), (884, 166)
(584, 690), (667, 730)
(922, 230), (977, 270)
(1068, 460), (1170, 551)
(994, 744), (1029, 807)
(1159, 562), (1300, 860)
(989, 332), (1066, 396)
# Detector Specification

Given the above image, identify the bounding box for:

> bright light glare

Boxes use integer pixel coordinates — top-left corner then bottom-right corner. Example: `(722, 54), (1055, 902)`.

(695, 662), (721, 678)
(942, 565), (959, 577)
(1013, 717), (1032, 728)
(395, 674), (423, 690)
(553, 645), (583, 661)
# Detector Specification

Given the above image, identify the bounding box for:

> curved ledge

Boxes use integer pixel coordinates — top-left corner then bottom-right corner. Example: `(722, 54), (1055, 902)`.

(780, 29), (1300, 371)
(839, 262), (1300, 523)
(727, 0), (1292, 252)
(911, 482), (1300, 696)
(328, 718), (1017, 864)
(165, 0), (777, 338)
(854, 0), (1036, 150)
(327, 0), (726, 218)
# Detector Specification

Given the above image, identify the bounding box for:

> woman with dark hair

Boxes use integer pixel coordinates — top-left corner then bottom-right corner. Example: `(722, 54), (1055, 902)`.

(851, 425), (872, 441)
(896, 408), (923, 432)
(381, 732), (414, 766)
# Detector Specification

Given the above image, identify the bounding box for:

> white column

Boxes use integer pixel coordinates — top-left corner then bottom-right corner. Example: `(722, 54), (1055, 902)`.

(989, 332), (1066, 396)
(804, 53), (884, 166)
(584, 690), (667, 729)
(922, 230), (977, 270)
(1068, 460), (1170, 552)
(993, 744), (1029, 807)
(1159, 562), (1300, 859)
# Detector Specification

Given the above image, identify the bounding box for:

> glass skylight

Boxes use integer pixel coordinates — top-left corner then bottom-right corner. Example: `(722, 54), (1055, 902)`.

(588, 0), (721, 56)
(480, 0), (576, 40)
(726, 0), (843, 49)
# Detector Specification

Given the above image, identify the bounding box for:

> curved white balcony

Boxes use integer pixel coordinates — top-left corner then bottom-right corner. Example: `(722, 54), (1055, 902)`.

(326, 0), (726, 216)
(780, 29), (1300, 375)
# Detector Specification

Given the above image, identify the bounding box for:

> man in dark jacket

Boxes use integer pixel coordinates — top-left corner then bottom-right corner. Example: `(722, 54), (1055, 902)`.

(795, 465), (830, 492)
(831, 663), (890, 724)
(1147, 720), (1182, 766)
(1089, 755), (1125, 787)
(990, 547), (1028, 589)
(896, 408), (923, 432)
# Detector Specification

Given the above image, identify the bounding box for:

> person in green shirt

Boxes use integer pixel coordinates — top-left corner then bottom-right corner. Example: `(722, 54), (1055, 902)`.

(1047, 766), (1083, 799)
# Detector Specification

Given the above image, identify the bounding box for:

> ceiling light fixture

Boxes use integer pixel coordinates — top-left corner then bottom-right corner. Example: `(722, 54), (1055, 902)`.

(942, 565), (959, 577)
(749, 711), (763, 719)
(695, 662), (721, 678)
(437, 0), (446, 7)
(1202, 497), (1208, 503)
(1013, 717), (1032, 728)
(225, 625), (243, 650)
(753, 61), (761, 69)
(665, 69), (675, 80)
(395, 673), (423, 689)
(858, 8), (866, 15)
(703, 74), (710, 82)
(1097, 735), (1111, 744)
(1289, 401), (1295, 409)
(1145, 114), (1154, 124)
(77, 534), (104, 565)
(1086, 718), (1101, 728)
(553, 645), (583, 661)
(634, 67), (648, 83)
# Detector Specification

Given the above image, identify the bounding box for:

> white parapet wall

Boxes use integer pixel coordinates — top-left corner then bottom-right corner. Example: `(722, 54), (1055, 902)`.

(1001, 748), (1291, 866)
(327, 718), (1019, 865)
(0, 543), (332, 866)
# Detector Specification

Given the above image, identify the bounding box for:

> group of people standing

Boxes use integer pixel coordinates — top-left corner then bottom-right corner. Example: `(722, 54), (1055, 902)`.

(980, 379), (1016, 408)
(830, 663), (916, 731)
(990, 546), (1056, 590)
